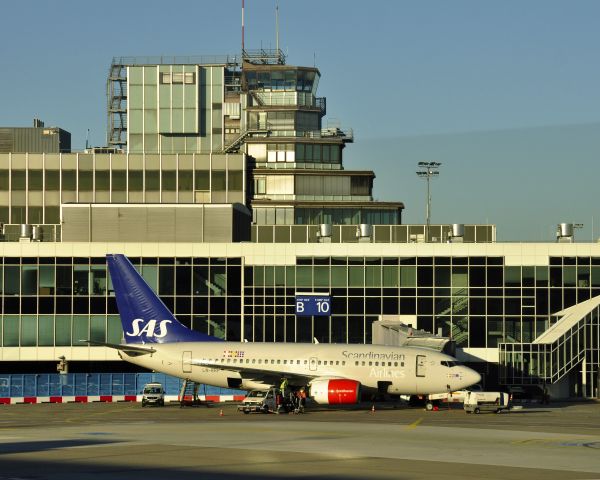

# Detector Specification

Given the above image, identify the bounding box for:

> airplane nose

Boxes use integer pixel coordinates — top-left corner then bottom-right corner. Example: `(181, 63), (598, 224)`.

(466, 368), (481, 386)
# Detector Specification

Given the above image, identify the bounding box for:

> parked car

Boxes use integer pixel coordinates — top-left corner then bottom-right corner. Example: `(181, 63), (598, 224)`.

(141, 382), (165, 407)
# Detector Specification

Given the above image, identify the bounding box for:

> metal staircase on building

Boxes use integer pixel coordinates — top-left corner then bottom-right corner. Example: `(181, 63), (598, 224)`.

(499, 295), (600, 398)
(434, 290), (469, 346)
(222, 126), (271, 153)
(107, 59), (128, 149)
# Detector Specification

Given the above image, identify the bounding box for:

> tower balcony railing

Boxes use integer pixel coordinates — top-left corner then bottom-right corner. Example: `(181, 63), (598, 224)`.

(112, 55), (242, 66)
(245, 128), (353, 142)
(248, 92), (326, 114)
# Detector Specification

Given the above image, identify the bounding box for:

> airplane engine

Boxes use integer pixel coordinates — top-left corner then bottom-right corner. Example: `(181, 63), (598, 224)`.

(310, 379), (361, 405)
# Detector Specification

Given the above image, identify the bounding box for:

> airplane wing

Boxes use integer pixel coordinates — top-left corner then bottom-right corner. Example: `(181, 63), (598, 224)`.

(85, 340), (156, 355)
(191, 360), (315, 386)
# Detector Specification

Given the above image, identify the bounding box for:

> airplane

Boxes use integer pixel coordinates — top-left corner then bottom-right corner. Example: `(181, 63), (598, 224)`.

(100, 253), (481, 405)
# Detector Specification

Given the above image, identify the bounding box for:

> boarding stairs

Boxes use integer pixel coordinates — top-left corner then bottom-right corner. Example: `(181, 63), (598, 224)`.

(179, 378), (204, 407)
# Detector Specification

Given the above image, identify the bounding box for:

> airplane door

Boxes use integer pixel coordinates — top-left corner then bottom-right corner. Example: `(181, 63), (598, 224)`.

(416, 355), (426, 378)
(182, 351), (192, 374)
(309, 357), (318, 372)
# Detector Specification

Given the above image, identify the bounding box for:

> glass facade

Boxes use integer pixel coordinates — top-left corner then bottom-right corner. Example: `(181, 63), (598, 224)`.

(2, 254), (599, 351)
(0, 256), (242, 346)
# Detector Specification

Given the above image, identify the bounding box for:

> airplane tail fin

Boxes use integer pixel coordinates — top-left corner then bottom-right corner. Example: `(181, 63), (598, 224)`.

(106, 254), (221, 344)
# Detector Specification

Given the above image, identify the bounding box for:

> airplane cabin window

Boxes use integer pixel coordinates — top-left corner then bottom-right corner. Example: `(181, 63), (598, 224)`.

(336, 361), (339, 365)
(361, 361), (365, 366)
(342, 361), (345, 366)
(355, 361), (358, 366)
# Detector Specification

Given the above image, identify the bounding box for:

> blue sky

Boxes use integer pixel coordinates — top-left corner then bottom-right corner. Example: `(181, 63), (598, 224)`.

(1, 1), (599, 240)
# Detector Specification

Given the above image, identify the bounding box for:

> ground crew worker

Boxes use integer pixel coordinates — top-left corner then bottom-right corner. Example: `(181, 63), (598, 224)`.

(298, 387), (307, 412)
(280, 377), (288, 397)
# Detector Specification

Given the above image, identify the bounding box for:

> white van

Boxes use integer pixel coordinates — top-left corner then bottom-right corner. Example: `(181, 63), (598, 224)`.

(464, 391), (510, 414)
(237, 388), (281, 414)
(141, 382), (165, 407)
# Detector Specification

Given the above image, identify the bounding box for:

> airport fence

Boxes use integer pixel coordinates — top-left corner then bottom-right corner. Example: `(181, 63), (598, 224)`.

(0, 372), (245, 402)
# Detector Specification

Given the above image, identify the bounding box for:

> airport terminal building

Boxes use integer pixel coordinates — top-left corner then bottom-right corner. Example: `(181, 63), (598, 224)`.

(0, 50), (598, 399)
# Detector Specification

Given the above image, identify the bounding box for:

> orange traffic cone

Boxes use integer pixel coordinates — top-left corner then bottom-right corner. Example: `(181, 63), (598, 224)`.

(371, 404), (375, 413)
(219, 409), (224, 416)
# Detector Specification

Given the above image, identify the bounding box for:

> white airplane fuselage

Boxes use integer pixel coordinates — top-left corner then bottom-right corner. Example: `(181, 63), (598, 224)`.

(121, 341), (479, 395)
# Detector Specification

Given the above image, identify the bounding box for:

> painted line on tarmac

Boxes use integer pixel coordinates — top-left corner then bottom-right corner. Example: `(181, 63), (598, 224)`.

(406, 418), (423, 429)
(511, 437), (598, 446)
(64, 403), (138, 424)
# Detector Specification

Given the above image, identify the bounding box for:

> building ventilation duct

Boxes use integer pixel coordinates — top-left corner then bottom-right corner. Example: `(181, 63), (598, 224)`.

(449, 223), (465, 243)
(357, 224), (372, 237)
(32, 225), (43, 242)
(356, 224), (372, 242)
(556, 223), (574, 243)
(20, 224), (32, 239)
(317, 223), (332, 243)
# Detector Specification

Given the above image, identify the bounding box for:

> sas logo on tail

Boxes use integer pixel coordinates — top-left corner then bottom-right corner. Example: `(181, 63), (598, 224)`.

(126, 319), (172, 338)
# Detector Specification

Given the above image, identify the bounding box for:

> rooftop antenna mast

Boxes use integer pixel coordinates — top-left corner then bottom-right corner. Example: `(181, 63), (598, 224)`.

(276, 1), (279, 53)
(241, 0), (245, 54)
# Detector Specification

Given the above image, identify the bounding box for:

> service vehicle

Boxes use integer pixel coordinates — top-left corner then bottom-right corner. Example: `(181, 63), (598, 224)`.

(141, 382), (165, 407)
(425, 384), (482, 410)
(237, 388), (282, 414)
(463, 390), (510, 414)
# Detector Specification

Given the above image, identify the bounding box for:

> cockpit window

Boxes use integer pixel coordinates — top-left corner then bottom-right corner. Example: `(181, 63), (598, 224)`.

(441, 361), (463, 367)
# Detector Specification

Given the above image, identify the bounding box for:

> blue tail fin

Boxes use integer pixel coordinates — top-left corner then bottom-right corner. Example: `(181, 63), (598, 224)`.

(107, 254), (221, 344)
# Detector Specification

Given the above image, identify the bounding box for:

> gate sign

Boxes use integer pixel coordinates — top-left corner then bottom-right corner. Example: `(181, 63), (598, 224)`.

(295, 295), (331, 316)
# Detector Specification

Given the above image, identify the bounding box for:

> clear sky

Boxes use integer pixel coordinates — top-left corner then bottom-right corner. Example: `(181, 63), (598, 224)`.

(1, 1), (599, 241)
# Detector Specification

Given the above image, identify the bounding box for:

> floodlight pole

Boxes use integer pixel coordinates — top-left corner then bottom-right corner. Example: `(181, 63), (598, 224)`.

(416, 162), (441, 242)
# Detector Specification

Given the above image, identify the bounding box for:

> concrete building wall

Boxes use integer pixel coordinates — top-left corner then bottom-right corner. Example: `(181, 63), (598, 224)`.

(0, 152), (245, 225)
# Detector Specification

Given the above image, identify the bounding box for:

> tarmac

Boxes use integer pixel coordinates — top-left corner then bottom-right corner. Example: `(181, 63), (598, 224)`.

(0, 401), (599, 479)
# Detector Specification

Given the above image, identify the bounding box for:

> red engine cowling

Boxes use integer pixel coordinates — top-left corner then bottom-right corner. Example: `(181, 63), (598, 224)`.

(310, 379), (361, 405)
